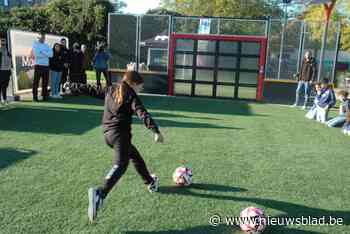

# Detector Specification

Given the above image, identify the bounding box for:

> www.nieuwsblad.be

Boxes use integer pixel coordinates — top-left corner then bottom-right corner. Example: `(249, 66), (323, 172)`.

(208, 214), (344, 226)
(224, 216), (344, 226)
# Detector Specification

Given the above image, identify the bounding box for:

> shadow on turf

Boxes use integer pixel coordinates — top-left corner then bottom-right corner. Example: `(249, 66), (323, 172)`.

(0, 148), (37, 170)
(49, 95), (264, 118)
(158, 184), (349, 233)
(126, 224), (238, 234)
(152, 112), (221, 121)
(160, 183), (248, 194)
(38, 93), (267, 117)
(154, 119), (244, 130)
(37, 95), (104, 106)
(141, 95), (268, 117)
(0, 105), (102, 135)
(126, 225), (323, 234)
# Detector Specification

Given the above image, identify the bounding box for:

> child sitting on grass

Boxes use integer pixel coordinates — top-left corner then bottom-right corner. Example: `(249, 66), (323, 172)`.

(326, 90), (349, 127)
(305, 82), (322, 120)
(316, 78), (336, 123)
(342, 112), (350, 136)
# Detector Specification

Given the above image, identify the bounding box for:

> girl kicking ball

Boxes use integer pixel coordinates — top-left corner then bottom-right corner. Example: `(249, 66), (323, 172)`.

(88, 71), (164, 222)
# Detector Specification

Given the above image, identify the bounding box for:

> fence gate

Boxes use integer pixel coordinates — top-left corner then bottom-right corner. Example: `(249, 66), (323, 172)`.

(168, 34), (267, 100)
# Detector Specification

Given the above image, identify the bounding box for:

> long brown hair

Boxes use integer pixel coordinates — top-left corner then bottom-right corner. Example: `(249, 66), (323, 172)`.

(114, 71), (144, 104)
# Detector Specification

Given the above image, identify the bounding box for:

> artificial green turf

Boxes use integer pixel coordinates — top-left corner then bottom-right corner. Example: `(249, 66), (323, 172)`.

(0, 95), (349, 234)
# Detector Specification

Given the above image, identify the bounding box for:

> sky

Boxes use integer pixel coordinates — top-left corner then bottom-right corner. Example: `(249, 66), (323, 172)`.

(123, 0), (161, 14)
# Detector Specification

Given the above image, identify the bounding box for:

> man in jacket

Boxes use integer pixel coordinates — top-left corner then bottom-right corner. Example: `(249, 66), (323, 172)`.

(292, 51), (317, 109)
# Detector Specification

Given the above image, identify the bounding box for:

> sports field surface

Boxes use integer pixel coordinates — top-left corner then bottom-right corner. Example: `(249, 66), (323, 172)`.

(0, 95), (349, 234)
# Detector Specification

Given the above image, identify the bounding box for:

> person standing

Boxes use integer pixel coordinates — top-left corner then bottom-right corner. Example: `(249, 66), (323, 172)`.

(60, 38), (71, 94)
(31, 33), (53, 102)
(88, 71), (164, 222)
(49, 43), (64, 99)
(93, 44), (111, 88)
(81, 44), (90, 85)
(70, 42), (84, 84)
(0, 38), (12, 105)
(292, 51), (317, 109)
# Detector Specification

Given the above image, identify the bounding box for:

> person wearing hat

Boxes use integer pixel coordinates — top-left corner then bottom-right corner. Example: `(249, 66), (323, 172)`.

(31, 33), (53, 102)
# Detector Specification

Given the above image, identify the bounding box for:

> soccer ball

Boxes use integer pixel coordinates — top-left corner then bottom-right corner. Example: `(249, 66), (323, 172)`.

(239, 207), (267, 234)
(173, 166), (192, 186)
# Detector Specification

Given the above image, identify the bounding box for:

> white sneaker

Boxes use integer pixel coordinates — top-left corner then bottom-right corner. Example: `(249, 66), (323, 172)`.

(88, 187), (104, 223)
(302, 105), (307, 110)
(291, 103), (297, 107)
(148, 174), (159, 193)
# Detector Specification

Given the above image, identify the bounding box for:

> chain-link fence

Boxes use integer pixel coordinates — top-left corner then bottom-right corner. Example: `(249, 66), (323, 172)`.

(108, 14), (269, 94)
(266, 19), (341, 81)
(108, 14), (268, 73)
(108, 14), (340, 97)
(173, 17), (267, 36)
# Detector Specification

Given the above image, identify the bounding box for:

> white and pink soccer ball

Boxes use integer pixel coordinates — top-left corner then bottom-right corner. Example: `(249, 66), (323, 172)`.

(172, 166), (193, 186)
(239, 207), (267, 234)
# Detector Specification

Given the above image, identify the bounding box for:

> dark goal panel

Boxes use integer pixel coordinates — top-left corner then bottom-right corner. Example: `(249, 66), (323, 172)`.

(168, 34), (267, 101)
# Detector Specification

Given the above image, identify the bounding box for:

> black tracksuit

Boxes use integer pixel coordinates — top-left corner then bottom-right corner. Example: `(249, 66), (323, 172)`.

(60, 46), (71, 91)
(100, 82), (160, 198)
(70, 50), (85, 84)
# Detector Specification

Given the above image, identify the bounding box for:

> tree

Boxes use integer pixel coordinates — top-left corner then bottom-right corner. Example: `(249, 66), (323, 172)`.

(146, 7), (183, 16)
(0, 0), (126, 50)
(160, 0), (283, 18)
(302, 1), (350, 53)
(45, 0), (113, 47)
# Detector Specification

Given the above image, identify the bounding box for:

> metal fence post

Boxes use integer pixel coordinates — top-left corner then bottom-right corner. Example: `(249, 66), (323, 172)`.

(296, 21), (305, 74)
(332, 22), (341, 83)
(277, 21), (286, 80)
(265, 16), (271, 79)
(135, 15), (139, 72)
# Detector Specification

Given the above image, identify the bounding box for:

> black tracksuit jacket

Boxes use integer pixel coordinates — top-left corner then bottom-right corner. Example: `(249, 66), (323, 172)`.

(102, 82), (160, 137)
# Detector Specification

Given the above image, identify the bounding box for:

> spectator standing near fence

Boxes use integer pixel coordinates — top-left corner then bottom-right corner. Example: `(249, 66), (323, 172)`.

(60, 38), (71, 94)
(49, 43), (64, 99)
(70, 43), (84, 84)
(31, 33), (53, 102)
(93, 43), (111, 88)
(81, 44), (89, 85)
(0, 38), (12, 106)
(292, 51), (317, 109)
